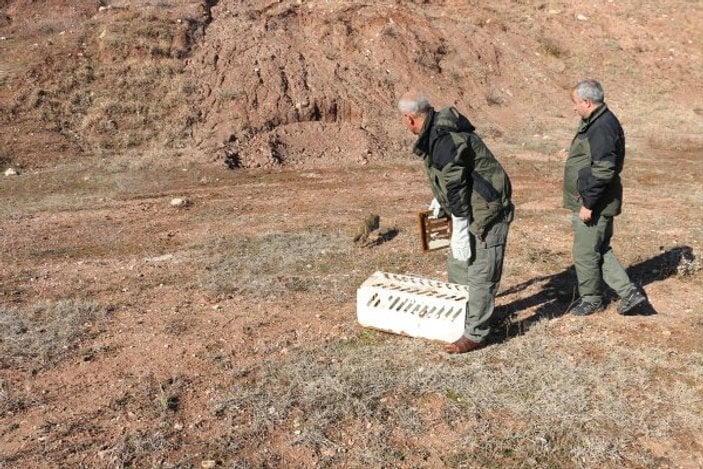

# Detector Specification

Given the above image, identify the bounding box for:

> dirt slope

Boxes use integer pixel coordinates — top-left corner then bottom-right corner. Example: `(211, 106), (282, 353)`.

(189, 0), (703, 167)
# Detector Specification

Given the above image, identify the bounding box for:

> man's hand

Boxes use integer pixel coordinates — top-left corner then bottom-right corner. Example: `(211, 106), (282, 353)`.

(450, 215), (472, 261)
(579, 206), (593, 223)
(428, 198), (445, 219)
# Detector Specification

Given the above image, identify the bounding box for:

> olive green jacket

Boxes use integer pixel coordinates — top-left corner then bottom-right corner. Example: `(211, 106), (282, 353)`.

(413, 107), (513, 238)
(563, 104), (624, 216)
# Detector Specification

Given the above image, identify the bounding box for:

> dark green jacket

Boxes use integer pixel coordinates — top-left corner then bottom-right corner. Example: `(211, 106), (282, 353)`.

(563, 104), (624, 216)
(413, 107), (512, 238)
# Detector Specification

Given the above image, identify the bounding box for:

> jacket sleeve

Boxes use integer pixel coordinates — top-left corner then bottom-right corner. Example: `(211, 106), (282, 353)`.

(432, 134), (473, 217)
(578, 121), (619, 210)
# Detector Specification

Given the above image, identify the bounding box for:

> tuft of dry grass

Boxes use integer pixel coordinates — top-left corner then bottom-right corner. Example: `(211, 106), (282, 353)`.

(110, 430), (180, 467)
(0, 379), (41, 418)
(0, 299), (108, 371)
(538, 36), (569, 58)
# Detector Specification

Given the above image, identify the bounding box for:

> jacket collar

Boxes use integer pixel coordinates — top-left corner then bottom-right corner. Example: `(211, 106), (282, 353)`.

(578, 103), (608, 133)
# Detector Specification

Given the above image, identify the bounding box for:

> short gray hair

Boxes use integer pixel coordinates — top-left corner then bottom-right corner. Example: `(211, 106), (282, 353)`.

(398, 91), (431, 116)
(574, 79), (604, 104)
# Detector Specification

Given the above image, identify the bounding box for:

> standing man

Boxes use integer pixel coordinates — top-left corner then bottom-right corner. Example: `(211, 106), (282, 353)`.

(398, 90), (514, 353)
(563, 79), (647, 316)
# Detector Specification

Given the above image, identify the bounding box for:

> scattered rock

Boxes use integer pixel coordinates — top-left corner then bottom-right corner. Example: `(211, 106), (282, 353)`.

(170, 197), (190, 208)
(145, 254), (175, 262)
(4, 168), (19, 176)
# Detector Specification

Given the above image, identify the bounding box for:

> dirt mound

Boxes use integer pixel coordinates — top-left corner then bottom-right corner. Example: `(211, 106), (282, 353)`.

(1, 0), (701, 168)
(188, 1), (507, 167)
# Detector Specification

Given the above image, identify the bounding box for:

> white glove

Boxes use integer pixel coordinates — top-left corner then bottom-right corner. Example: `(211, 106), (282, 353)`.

(428, 198), (445, 219)
(450, 215), (472, 261)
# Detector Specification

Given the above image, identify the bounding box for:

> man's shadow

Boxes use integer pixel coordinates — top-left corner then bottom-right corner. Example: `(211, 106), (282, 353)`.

(489, 246), (695, 343)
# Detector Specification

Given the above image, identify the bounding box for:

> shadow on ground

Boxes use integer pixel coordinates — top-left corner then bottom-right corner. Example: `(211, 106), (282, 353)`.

(367, 228), (400, 248)
(491, 246), (695, 343)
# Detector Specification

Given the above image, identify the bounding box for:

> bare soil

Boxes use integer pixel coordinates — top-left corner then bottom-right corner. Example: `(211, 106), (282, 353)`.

(1, 1), (702, 467)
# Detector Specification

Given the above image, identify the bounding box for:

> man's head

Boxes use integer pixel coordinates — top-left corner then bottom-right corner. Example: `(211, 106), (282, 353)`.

(571, 79), (604, 119)
(398, 90), (431, 135)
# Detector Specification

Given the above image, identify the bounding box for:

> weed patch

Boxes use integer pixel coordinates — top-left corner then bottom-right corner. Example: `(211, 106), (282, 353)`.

(0, 299), (108, 371)
(538, 36), (569, 58)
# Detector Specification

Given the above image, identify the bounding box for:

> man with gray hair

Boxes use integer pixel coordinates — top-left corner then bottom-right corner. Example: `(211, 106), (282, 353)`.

(398, 90), (514, 353)
(563, 79), (647, 315)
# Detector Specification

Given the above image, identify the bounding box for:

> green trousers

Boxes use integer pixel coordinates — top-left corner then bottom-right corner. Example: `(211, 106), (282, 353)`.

(447, 219), (509, 344)
(571, 213), (634, 303)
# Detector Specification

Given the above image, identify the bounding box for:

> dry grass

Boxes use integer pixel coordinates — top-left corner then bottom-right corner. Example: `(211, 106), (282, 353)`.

(0, 155), (701, 466)
(197, 228), (422, 304)
(3, 6), (201, 163)
(109, 429), (183, 467)
(518, 139), (563, 156)
(209, 320), (703, 467)
(0, 299), (108, 372)
(198, 231), (360, 301)
(538, 36), (569, 59)
(647, 133), (703, 153)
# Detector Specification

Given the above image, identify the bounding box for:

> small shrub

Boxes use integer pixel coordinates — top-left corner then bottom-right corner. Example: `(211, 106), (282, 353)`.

(485, 88), (504, 106)
(538, 36), (568, 58)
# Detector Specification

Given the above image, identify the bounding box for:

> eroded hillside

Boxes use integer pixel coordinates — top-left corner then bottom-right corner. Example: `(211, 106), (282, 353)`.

(1, 0), (701, 168)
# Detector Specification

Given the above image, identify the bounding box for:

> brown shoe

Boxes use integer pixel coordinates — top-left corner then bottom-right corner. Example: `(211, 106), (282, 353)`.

(444, 336), (484, 354)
